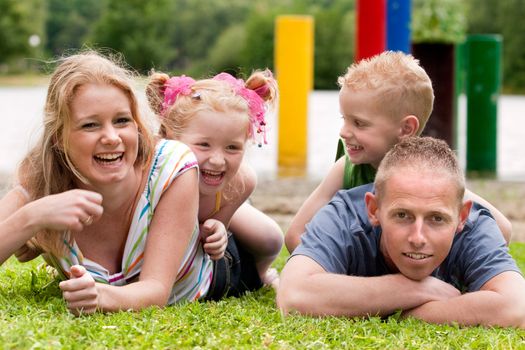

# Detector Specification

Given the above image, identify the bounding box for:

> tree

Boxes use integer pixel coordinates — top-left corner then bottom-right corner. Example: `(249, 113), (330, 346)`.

(496, 0), (525, 92)
(206, 24), (246, 76)
(466, 0), (525, 92)
(0, 0), (46, 71)
(90, 0), (176, 73)
(45, 0), (105, 57)
(314, 8), (355, 89)
(165, 0), (250, 71)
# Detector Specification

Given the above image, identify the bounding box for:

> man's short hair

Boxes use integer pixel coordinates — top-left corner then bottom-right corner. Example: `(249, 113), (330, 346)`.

(374, 137), (465, 204)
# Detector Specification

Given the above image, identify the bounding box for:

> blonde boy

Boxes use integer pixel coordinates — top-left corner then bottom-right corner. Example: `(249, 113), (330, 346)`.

(285, 51), (511, 252)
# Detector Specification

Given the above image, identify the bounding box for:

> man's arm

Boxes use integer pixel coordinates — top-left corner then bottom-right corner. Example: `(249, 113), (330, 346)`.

(403, 271), (525, 328)
(277, 255), (461, 317)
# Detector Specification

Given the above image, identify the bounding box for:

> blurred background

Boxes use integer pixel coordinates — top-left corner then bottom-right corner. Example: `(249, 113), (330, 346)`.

(1, 0), (524, 93)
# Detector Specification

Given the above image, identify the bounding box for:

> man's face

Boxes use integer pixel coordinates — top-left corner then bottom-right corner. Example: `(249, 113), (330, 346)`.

(365, 168), (471, 281)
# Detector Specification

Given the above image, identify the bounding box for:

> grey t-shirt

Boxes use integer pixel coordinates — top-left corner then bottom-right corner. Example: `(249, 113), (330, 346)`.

(293, 183), (521, 292)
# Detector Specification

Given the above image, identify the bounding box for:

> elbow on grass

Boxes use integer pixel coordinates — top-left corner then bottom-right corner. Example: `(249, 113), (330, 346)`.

(276, 285), (317, 316)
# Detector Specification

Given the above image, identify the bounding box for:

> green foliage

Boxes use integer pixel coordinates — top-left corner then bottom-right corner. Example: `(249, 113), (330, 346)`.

(240, 10), (277, 75)
(314, 9), (355, 89)
(2, 0), (525, 91)
(465, 0), (525, 93)
(45, 0), (106, 57)
(90, 0), (177, 73)
(412, 0), (467, 44)
(1, 245), (525, 348)
(163, 0), (251, 73)
(206, 24), (246, 76)
(0, 0), (46, 71)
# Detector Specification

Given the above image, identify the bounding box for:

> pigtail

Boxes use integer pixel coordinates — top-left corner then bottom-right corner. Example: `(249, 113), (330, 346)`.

(146, 72), (170, 116)
(245, 69), (278, 108)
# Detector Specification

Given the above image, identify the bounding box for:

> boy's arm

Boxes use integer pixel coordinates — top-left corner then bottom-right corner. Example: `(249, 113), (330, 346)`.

(285, 158), (345, 253)
(403, 271), (525, 329)
(277, 255), (461, 317)
(464, 189), (512, 244)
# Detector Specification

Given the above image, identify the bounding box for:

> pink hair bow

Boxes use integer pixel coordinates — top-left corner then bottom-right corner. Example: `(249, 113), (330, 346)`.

(161, 75), (195, 115)
(213, 73), (268, 146)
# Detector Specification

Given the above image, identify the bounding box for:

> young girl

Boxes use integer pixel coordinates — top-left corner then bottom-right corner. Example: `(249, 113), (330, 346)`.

(0, 51), (258, 314)
(146, 70), (283, 290)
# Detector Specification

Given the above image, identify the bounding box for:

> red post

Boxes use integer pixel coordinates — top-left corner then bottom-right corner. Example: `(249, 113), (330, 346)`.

(356, 0), (386, 62)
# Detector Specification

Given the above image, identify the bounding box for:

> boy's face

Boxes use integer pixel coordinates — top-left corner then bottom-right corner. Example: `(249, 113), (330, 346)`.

(365, 168), (471, 281)
(339, 87), (403, 168)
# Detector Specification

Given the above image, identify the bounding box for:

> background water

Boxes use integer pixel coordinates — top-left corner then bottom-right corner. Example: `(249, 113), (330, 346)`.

(0, 87), (523, 181)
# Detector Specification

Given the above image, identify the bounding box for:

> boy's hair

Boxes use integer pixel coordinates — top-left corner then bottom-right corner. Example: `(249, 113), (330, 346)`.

(374, 137), (465, 205)
(146, 70), (278, 146)
(338, 51), (434, 135)
(17, 50), (154, 255)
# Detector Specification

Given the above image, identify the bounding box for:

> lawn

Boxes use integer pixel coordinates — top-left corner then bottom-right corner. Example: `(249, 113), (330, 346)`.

(1, 244), (524, 349)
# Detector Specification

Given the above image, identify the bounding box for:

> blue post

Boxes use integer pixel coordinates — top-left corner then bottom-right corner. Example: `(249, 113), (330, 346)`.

(387, 0), (411, 53)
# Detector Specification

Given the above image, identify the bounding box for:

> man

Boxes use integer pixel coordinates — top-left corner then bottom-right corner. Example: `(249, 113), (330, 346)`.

(277, 137), (525, 328)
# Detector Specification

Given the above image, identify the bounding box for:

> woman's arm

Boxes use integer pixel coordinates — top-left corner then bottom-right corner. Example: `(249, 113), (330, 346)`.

(285, 158), (345, 253)
(61, 169), (200, 313)
(0, 189), (102, 265)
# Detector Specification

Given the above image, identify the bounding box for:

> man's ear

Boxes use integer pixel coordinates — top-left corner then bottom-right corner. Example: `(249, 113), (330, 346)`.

(365, 192), (381, 227)
(456, 200), (473, 233)
(399, 115), (419, 138)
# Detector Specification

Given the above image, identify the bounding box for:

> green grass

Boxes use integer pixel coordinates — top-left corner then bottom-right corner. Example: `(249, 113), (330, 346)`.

(1, 244), (524, 349)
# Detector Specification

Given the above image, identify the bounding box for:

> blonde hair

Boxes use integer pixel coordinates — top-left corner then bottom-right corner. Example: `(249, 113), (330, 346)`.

(338, 51), (434, 135)
(17, 50), (154, 255)
(374, 137), (465, 205)
(146, 70), (278, 141)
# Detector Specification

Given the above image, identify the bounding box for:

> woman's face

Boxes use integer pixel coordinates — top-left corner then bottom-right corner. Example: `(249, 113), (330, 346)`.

(66, 83), (139, 188)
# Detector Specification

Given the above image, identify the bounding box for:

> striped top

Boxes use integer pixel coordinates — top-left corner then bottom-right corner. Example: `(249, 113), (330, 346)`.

(45, 139), (213, 304)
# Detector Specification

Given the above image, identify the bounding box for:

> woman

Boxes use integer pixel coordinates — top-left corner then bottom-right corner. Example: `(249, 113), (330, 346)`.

(0, 51), (213, 315)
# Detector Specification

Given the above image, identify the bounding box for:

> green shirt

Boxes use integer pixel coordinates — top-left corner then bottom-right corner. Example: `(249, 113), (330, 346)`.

(336, 139), (376, 189)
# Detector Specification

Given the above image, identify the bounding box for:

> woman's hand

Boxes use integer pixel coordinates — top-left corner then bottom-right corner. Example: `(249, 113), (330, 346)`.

(59, 265), (99, 316)
(200, 219), (228, 260)
(27, 189), (103, 233)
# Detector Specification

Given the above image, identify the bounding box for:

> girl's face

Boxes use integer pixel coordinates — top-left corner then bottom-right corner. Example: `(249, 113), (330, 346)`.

(66, 83), (139, 188)
(176, 109), (248, 196)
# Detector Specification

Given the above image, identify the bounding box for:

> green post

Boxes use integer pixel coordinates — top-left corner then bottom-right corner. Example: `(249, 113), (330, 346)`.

(465, 34), (502, 175)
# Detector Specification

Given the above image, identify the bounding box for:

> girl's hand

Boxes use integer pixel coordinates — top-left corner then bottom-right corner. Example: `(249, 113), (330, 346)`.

(200, 219), (228, 260)
(27, 189), (103, 233)
(59, 265), (99, 316)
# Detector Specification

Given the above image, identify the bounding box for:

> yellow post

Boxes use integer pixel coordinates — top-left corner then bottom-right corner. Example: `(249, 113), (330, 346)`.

(275, 15), (314, 177)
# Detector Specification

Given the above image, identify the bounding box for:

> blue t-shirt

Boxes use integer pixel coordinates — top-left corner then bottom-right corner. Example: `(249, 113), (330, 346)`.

(293, 183), (521, 292)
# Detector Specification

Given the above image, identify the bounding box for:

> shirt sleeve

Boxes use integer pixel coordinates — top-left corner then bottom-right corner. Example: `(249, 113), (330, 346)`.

(292, 193), (362, 275)
(455, 206), (521, 292)
(147, 139), (198, 208)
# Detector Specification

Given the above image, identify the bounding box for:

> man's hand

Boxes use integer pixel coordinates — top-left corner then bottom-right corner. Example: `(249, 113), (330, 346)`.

(418, 275), (461, 301)
(200, 219), (228, 260)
